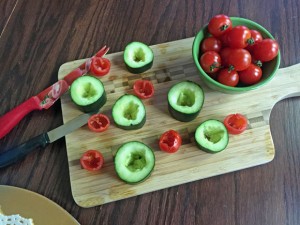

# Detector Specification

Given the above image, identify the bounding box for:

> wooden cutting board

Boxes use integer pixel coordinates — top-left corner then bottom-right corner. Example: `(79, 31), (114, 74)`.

(58, 37), (300, 208)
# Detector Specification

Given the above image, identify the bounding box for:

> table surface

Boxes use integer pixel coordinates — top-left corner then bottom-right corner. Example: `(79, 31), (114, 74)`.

(0, 1), (299, 225)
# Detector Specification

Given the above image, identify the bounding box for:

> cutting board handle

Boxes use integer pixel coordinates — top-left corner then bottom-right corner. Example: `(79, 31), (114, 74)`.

(270, 63), (300, 102)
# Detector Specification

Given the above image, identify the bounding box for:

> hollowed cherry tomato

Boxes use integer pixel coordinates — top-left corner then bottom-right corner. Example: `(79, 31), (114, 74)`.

(200, 51), (222, 73)
(208, 14), (232, 37)
(239, 64), (262, 85)
(223, 113), (248, 135)
(80, 150), (104, 171)
(159, 130), (182, 153)
(90, 57), (111, 76)
(217, 68), (239, 87)
(133, 79), (155, 99)
(226, 25), (252, 49)
(201, 37), (222, 53)
(252, 39), (279, 62)
(88, 114), (110, 132)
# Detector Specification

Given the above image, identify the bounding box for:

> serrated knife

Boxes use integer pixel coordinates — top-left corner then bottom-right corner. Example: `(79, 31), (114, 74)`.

(0, 111), (96, 168)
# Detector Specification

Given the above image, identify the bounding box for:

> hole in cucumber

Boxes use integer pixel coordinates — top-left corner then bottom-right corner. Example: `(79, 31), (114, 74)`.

(204, 126), (225, 144)
(123, 101), (139, 120)
(133, 48), (146, 62)
(176, 89), (195, 107)
(82, 82), (97, 99)
(126, 150), (146, 172)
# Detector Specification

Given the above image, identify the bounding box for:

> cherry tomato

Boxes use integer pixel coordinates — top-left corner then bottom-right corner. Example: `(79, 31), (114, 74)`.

(217, 68), (239, 87)
(219, 31), (230, 47)
(221, 48), (251, 71)
(80, 150), (104, 171)
(239, 64), (262, 85)
(246, 30), (263, 52)
(226, 26), (251, 49)
(133, 79), (155, 99)
(252, 39), (279, 62)
(223, 113), (248, 135)
(250, 29), (263, 43)
(219, 47), (231, 66)
(208, 14), (232, 37)
(159, 130), (182, 153)
(88, 114), (110, 132)
(201, 37), (222, 53)
(90, 57), (111, 76)
(200, 51), (222, 73)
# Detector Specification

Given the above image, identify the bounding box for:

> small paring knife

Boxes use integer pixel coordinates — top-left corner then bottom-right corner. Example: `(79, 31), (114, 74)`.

(0, 46), (109, 139)
(0, 110), (97, 168)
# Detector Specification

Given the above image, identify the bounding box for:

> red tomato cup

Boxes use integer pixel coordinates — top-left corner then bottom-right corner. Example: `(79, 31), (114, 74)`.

(159, 130), (182, 153)
(133, 79), (154, 99)
(223, 113), (248, 135)
(88, 114), (110, 132)
(90, 57), (111, 76)
(80, 150), (104, 171)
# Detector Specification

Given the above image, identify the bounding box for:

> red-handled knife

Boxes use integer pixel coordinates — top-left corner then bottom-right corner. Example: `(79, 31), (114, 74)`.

(0, 46), (109, 139)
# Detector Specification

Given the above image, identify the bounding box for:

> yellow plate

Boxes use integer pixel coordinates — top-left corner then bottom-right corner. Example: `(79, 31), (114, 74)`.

(0, 185), (79, 225)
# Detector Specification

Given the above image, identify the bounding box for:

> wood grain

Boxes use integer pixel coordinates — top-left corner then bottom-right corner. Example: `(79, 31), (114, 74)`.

(0, 0), (300, 224)
(0, 0), (18, 38)
(58, 37), (300, 207)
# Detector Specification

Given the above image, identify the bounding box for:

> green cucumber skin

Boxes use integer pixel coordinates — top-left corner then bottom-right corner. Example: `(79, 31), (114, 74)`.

(77, 92), (107, 113)
(168, 80), (204, 122)
(112, 94), (146, 130)
(195, 119), (229, 153)
(123, 42), (154, 74)
(70, 76), (107, 113)
(168, 103), (200, 122)
(114, 141), (155, 184)
(125, 60), (153, 74)
(114, 113), (146, 130)
(195, 141), (228, 154)
(119, 165), (154, 185)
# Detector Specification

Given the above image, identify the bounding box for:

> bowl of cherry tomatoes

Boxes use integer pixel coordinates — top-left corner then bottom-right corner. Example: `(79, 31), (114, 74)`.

(192, 15), (281, 94)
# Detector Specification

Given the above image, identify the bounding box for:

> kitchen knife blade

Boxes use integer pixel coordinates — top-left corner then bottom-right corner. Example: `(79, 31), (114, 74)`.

(0, 46), (109, 139)
(0, 111), (96, 168)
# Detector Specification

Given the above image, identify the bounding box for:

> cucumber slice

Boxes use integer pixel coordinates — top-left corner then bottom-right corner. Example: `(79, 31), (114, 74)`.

(168, 81), (204, 122)
(112, 94), (146, 130)
(123, 42), (154, 74)
(195, 119), (229, 153)
(114, 141), (155, 184)
(70, 75), (107, 112)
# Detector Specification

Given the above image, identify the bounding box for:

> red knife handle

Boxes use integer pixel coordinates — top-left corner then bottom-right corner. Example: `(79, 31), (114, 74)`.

(0, 96), (42, 139)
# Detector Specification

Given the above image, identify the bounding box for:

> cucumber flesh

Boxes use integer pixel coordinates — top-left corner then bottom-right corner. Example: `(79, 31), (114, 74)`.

(195, 119), (229, 153)
(168, 81), (204, 122)
(70, 75), (106, 112)
(112, 94), (146, 130)
(124, 42), (154, 74)
(114, 141), (155, 184)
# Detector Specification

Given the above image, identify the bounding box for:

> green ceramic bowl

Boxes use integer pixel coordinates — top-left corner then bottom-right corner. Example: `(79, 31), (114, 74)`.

(192, 17), (281, 94)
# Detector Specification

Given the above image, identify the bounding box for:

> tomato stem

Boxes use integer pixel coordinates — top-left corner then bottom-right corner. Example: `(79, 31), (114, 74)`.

(247, 38), (255, 45)
(228, 65), (235, 72)
(220, 24), (229, 31)
(253, 60), (263, 67)
(210, 62), (221, 72)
